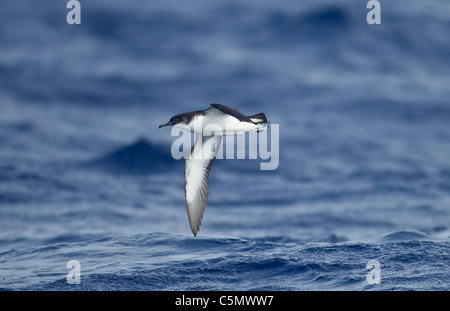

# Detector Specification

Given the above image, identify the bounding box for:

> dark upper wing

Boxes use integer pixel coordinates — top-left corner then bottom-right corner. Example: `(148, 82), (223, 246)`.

(210, 103), (253, 123)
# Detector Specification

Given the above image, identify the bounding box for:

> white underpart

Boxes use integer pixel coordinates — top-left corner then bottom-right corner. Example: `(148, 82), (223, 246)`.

(175, 107), (267, 135)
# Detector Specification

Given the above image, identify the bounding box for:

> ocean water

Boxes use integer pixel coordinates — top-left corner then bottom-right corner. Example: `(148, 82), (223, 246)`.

(0, 0), (449, 291)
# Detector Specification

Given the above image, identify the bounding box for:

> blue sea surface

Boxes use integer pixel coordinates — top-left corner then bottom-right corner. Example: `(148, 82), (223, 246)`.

(0, 0), (449, 290)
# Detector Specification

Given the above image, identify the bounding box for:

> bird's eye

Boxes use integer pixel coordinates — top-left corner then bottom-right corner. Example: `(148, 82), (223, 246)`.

(172, 118), (178, 123)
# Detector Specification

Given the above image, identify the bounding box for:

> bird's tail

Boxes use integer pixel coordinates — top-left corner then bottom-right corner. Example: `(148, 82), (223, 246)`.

(247, 113), (268, 125)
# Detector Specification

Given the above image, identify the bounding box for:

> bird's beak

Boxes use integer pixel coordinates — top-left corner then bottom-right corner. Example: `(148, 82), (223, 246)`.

(159, 122), (172, 128)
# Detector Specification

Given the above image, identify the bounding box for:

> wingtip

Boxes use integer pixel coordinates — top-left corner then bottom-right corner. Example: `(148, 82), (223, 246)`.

(191, 227), (199, 237)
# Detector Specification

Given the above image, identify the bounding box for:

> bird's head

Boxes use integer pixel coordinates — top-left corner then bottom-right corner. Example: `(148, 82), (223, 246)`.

(159, 114), (185, 128)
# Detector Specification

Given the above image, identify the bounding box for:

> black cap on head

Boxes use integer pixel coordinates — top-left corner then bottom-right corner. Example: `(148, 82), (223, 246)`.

(159, 112), (198, 128)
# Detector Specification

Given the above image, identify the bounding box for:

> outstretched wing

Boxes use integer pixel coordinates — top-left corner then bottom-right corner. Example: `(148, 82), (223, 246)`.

(210, 103), (253, 123)
(184, 134), (222, 236)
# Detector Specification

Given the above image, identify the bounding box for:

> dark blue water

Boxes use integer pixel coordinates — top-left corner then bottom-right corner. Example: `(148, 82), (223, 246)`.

(1, 0), (449, 291)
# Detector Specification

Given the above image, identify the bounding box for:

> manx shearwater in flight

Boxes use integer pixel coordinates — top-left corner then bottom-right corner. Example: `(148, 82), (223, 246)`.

(159, 103), (269, 236)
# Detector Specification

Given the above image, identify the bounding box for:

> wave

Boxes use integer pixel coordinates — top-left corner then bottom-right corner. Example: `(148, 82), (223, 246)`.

(380, 230), (444, 242)
(84, 138), (181, 175)
(1, 232), (448, 291)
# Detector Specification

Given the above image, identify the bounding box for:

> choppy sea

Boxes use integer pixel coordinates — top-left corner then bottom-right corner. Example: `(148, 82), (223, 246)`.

(0, 0), (449, 291)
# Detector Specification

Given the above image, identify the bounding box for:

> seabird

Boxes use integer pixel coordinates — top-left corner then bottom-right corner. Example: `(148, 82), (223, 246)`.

(159, 103), (269, 236)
